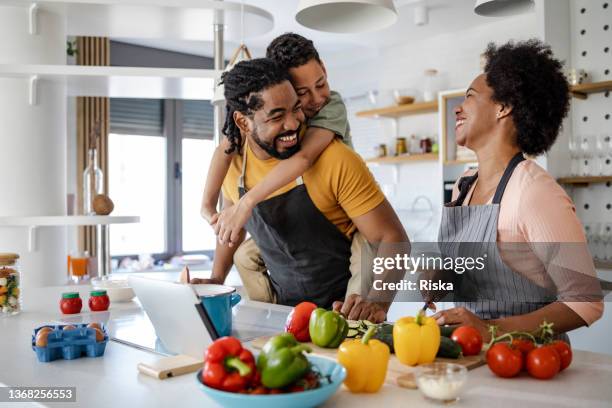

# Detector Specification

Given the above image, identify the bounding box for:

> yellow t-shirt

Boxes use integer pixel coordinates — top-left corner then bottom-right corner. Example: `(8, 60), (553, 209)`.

(221, 139), (385, 238)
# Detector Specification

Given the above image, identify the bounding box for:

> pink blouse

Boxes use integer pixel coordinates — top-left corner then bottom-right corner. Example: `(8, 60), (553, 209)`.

(452, 159), (603, 325)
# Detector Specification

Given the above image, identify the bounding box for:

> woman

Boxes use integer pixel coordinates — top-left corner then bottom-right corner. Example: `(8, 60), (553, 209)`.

(433, 40), (603, 340)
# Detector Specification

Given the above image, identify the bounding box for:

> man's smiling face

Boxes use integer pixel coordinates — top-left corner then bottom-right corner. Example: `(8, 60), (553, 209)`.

(246, 80), (306, 160)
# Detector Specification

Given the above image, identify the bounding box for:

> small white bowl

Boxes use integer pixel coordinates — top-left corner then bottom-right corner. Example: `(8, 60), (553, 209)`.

(414, 362), (468, 403)
(91, 276), (135, 303)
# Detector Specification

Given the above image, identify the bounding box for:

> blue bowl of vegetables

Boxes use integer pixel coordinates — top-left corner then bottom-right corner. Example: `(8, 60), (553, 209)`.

(196, 354), (346, 408)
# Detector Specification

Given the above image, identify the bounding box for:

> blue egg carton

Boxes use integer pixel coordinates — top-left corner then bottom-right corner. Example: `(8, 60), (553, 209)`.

(31, 324), (108, 363)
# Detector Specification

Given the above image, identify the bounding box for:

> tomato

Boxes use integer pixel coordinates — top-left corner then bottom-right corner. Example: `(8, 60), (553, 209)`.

(526, 346), (561, 380)
(511, 338), (536, 356)
(89, 290), (110, 312)
(486, 343), (523, 378)
(285, 301), (317, 342)
(451, 326), (483, 356)
(60, 292), (82, 314)
(551, 340), (572, 371)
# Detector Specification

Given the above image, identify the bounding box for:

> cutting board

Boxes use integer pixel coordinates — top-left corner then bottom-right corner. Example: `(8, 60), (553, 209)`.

(249, 334), (485, 388)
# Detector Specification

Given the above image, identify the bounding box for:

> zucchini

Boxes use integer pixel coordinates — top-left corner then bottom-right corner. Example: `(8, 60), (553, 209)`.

(440, 325), (457, 338)
(347, 320), (361, 329)
(437, 336), (462, 359)
(372, 323), (394, 353)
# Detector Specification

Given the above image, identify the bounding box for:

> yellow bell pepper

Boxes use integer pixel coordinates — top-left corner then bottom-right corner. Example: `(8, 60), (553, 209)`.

(338, 327), (390, 393)
(393, 311), (440, 366)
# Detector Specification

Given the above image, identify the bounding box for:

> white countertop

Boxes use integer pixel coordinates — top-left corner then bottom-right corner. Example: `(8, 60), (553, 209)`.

(2, 284), (612, 408)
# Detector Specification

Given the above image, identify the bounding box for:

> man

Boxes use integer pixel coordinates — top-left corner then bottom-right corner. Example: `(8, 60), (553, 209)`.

(194, 58), (408, 321)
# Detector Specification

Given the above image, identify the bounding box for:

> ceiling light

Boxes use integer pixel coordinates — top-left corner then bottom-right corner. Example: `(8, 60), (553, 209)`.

(474, 0), (534, 16)
(295, 0), (398, 33)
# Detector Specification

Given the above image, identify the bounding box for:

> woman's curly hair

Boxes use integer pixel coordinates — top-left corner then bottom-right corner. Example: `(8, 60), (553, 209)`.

(221, 58), (290, 154)
(266, 32), (321, 70)
(484, 39), (570, 155)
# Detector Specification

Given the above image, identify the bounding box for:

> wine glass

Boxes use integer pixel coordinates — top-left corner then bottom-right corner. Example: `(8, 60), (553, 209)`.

(602, 134), (612, 176)
(595, 134), (609, 176)
(580, 135), (595, 176)
(568, 135), (580, 176)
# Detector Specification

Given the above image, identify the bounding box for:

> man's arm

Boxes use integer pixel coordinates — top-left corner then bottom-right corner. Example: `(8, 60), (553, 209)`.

(192, 194), (246, 284)
(334, 199), (410, 321)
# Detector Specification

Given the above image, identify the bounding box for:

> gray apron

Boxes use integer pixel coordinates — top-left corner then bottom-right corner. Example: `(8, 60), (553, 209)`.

(237, 143), (351, 308)
(439, 153), (560, 322)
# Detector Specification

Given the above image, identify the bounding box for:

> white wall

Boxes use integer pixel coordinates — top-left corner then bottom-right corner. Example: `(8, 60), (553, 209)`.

(326, 13), (538, 241)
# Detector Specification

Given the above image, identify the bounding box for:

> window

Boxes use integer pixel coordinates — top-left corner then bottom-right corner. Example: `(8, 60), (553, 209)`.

(109, 98), (216, 260)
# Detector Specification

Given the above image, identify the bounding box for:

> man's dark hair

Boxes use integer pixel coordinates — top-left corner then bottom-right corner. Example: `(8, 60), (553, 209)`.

(221, 58), (290, 154)
(266, 33), (321, 70)
(484, 39), (570, 156)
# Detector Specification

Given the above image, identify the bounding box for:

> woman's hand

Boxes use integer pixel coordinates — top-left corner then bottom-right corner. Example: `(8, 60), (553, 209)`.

(214, 198), (254, 247)
(432, 306), (490, 340)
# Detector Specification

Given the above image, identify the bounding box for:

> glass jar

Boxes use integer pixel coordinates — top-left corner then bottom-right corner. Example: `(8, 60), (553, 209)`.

(89, 290), (110, 312)
(0, 253), (20, 317)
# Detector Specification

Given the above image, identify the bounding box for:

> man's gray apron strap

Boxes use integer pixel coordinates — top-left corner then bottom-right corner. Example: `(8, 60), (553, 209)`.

(237, 143), (351, 308)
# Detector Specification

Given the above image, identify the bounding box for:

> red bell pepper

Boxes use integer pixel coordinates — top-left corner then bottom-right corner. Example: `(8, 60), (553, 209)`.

(284, 301), (317, 342)
(202, 337), (255, 392)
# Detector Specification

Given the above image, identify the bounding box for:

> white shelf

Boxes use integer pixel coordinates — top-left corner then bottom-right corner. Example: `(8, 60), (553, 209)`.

(0, 0), (274, 42)
(0, 215), (140, 226)
(0, 65), (218, 100)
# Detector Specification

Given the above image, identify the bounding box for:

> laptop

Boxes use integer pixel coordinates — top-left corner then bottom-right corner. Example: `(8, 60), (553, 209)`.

(127, 275), (218, 358)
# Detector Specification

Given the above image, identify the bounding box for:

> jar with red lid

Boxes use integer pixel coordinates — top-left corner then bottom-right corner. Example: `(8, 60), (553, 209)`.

(60, 292), (83, 314)
(89, 290), (110, 312)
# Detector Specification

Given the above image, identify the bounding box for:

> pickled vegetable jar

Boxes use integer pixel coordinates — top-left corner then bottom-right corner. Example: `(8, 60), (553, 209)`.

(0, 253), (20, 317)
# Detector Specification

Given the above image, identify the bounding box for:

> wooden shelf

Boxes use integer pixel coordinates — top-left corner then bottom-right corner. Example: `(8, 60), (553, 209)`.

(570, 81), (612, 100)
(0, 215), (140, 226)
(365, 153), (438, 164)
(0, 65), (218, 100)
(356, 101), (439, 118)
(557, 176), (612, 186)
(595, 260), (612, 270)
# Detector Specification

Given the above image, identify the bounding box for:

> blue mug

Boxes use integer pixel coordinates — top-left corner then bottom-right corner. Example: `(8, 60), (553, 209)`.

(194, 284), (241, 337)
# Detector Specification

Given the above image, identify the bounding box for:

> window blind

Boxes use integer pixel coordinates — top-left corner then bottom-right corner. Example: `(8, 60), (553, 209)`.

(182, 100), (214, 140)
(110, 98), (164, 136)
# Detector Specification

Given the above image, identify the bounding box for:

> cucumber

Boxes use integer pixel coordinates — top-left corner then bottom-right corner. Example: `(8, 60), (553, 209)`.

(440, 325), (457, 338)
(347, 320), (361, 329)
(437, 336), (462, 359)
(346, 329), (360, 338)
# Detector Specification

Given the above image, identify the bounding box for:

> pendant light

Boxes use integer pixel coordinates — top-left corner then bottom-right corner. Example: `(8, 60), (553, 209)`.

(474, 0), (534, 17)
(295, 0), (398, 33)
(212, 1), (252, 106)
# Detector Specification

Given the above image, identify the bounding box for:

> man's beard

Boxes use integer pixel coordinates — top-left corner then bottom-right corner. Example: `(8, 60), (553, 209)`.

(251, 126), (301, 160)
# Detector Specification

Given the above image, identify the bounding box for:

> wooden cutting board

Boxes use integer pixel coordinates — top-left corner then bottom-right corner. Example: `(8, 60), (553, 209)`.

(249, 334), (485, 388)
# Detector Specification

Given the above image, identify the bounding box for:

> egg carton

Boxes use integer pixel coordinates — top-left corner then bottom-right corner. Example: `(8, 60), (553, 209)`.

(31, 324), (108, 363)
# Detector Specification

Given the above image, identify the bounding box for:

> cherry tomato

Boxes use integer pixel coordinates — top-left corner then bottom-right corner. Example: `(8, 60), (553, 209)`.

(526, 346), (561, 380)
(511, 338), (536, 357)
(451, 326), (483, 356)
(551, 340), (572, 371)
(486, 342), (523, 378)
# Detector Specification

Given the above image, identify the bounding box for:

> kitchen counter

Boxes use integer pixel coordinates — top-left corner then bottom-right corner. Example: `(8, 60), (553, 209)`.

(2, 285), (612, 408)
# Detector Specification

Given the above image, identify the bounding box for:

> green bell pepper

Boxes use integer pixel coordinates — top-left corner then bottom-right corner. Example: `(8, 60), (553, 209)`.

(308, 308), (349, 348)
(257, 333), (312, 389)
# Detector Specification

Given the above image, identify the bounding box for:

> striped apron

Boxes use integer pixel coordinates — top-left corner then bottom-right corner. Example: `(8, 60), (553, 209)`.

(438, 153), (561, 326)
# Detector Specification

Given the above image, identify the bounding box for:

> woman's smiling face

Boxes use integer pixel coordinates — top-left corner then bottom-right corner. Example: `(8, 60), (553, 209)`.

(454, 74), (501, 151)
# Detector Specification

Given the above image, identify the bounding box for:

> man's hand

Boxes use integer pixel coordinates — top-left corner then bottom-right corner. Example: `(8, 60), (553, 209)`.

(432, 306), (489, 340)
(214, 198), (253, 247)
(332, 294), (387, 323)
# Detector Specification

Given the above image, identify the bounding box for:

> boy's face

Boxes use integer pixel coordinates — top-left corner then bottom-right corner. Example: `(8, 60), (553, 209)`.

(288, 59), (331, 119)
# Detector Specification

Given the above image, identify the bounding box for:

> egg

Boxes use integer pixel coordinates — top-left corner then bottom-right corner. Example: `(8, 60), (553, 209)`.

(87, 322), (101, 330)
(35, 330), (52, 347)
(93, 327), (105, 342)
(63, 325), (76, 331)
